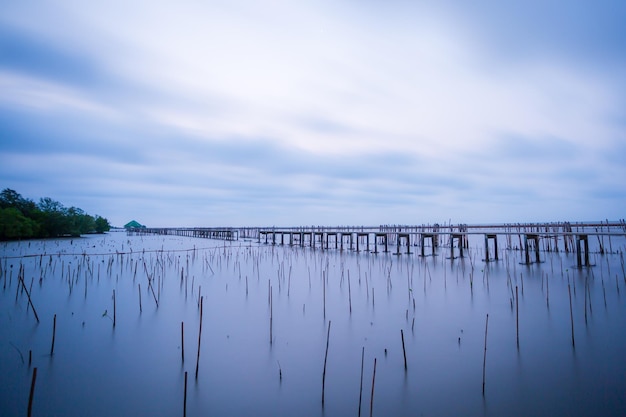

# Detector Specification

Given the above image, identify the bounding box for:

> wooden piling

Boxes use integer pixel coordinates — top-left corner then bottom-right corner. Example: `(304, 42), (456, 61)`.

(370, 357), (377, 417)
(515, 286), (519, 349)
(113, 289), (116, 327)
(358, 346), (364, 417)
(27, 367), (37, 417)
(482, 314), (489, 396)
(568, 284), (575, 348)
(181, 321), (185, 363)
(195, 296), (203, 379)
(401, 329), (407, 371)
(18, 273), (39, 323)
(50, 314), (56, 356)
(323, 272), (326, 319)
(138, 283), (143, 313)
(183, 371), (188, 417)
(322, 320), (332, 406)
(348, 275), (352, 314)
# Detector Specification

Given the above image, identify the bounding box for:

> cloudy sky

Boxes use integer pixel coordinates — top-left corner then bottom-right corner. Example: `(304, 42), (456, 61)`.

(1, 1), (625, 227)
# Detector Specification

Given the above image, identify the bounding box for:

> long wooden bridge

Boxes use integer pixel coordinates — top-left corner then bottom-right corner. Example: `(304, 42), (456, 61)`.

(127, 221), (626, 268)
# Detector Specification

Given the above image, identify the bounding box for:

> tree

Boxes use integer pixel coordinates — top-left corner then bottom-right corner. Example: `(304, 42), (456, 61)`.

(0, 188), (38, 217)
(0, 207), (37, 240)
(0, 188), (110, 239)
(37, 197), (69, 237)
(95, 215), (111, 233)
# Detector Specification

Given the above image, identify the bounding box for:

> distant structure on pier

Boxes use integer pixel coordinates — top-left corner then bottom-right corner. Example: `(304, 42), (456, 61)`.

(124, 220), (145, 229)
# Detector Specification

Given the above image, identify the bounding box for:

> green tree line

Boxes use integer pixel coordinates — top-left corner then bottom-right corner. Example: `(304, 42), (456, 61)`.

(0, 188), (111, 240)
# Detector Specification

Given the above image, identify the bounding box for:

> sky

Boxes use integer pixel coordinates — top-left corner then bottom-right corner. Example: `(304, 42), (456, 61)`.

(1, 1), (625, 227)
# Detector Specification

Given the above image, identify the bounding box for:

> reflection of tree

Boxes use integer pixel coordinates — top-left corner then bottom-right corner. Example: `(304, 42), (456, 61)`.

(0, 188), (111, 240)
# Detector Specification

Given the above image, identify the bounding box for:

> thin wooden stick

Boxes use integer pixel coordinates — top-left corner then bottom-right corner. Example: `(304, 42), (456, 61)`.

(270, 286), (273, 345)
(27, 367), (37, 417)
(183, 371), (188, 417)
(358, 346), (364, 417)
(401, 329), (407, 370)
(370, 357), (377, 417)
(322, 320), (332, 406)
(323, 273), (326, 319)
(515, 286), (519, 349)
(181, 321), (185, 363)
(50, 314), (56, 356)
(138, 283), (142, 313)
(568, 284), (575, 348)
(348, 275), (352, 314)
(482, 314), (489, 396)
(18, 273), (40, 323)
(195, 296), (203, 379)
(113, 289), (116, 327)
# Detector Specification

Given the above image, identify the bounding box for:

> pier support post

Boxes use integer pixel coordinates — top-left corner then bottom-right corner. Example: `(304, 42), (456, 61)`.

(449, 234), (464, 259)
(420, 234), (436, 257)
(484, 234), (498, 262)
(523, 234), (541, 264)
(576, 234), (590, 267)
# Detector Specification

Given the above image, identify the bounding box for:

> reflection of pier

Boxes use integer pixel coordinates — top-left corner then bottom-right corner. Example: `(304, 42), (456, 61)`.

(128, 221), (626, 266)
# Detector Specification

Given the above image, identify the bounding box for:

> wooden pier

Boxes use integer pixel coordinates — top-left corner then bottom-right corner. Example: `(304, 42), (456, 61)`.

(127, 221), (625, 267)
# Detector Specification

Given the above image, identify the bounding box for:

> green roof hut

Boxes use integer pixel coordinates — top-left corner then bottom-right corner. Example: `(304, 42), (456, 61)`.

(124, 220), (145, 229)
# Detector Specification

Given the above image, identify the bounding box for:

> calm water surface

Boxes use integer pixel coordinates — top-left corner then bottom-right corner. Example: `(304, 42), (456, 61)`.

(1, 231), (625, 416)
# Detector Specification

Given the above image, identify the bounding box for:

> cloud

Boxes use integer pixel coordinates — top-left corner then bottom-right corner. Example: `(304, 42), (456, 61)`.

(0, 1), (625, 225)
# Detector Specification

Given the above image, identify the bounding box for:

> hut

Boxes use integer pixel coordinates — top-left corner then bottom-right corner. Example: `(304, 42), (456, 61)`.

(124, 220), (145, 229)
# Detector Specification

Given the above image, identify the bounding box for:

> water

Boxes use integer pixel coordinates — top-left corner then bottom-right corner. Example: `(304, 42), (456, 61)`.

(1, 231), (625, 416)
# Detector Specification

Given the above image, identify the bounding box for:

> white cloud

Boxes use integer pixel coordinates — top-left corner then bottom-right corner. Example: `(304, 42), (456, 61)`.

(1, 1), (624, 224)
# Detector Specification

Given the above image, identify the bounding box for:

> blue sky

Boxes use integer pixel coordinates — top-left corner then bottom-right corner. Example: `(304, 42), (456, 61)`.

(1, 1), (625, 227)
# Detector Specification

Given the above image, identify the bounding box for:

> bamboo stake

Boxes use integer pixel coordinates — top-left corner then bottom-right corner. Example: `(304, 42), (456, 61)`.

(195, 296), (203, 379)
(323, 273), (326, 319)
(27, 367), (37, 417)
(321, 320), (332, 406)
(358, 346), (364, 417)
(138, 283), (143, 313)
(515, 286), (519, 349)
(568, 284), (575, 348)
(183, 371), (188, 417)
(113, 289), (116, 327)
(370, 357), (377, 417)
(585, 277), (589, 325)
(50, 314), (56, 356)
(181, 321), (185, 363)
(18, 273), (39, 323)
(482, 314), (489, 396)
(401, 329), (407, 371)
(348, 275), (352, 314)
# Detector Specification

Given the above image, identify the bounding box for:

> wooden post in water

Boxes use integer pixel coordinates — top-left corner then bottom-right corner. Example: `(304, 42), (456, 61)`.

(401, 329), (407, 371)
(113, 289), (116, 327)
(50, 314), (56, 356)
(358, 346), (365, 417)
(482, 314), (489, 396)
(18, 273), (39, 323)
(183, 371), (188, 417)
(370, 357), (377, 417)
(138, 283), (143, 313)
(321, 320), (332, 406)
(515, 286), (519, 349)
(27, 367), (37, 417)
(348, 276), (352, 314)
(568, 284), (575, 348)
(195, 296), (204, 379)
(181, 321), (185, 363)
